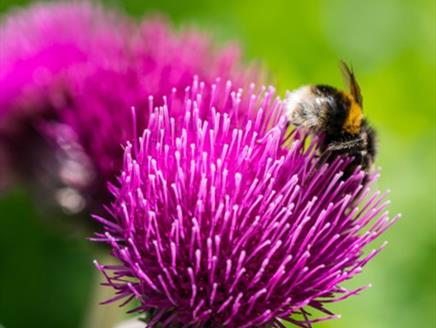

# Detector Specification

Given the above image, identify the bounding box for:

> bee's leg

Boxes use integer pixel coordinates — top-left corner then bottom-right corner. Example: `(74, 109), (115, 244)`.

(324, 137), (364, 152)
(326, 137), (371, 183)
(282, 121), (297, 144)
(306, 137), (364, 185)
(314, 137), (364, 173)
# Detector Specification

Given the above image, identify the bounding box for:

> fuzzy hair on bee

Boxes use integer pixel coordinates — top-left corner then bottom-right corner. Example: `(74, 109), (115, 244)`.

(285, 61), (377, 175)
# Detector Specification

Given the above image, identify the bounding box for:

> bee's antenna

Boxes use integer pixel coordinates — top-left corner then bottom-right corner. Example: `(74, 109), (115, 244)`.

(282, 122), (296, 145)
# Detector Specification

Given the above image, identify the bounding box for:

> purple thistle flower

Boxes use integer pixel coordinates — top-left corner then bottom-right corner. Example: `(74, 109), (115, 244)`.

(0, 1), (132, 199)
(0, 2), (253, 214)
(94, 78), (398, 327)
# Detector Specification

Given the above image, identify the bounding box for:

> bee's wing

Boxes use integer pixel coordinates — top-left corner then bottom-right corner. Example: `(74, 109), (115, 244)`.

(339, 60), (363, 108)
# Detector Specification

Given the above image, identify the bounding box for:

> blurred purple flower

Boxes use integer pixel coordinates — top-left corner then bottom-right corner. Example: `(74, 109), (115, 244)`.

(0, 2), (253, 215)
(0, 1), (130, 126)
(0, 1), (131, 203)
(95, 79), (398, 327)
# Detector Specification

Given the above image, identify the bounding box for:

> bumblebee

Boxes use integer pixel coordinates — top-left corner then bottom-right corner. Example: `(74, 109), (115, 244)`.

(285, 62), (376, 175)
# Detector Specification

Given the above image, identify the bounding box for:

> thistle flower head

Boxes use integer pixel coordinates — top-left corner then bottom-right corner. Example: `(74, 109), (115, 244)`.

(95, 78), (398, 327)
(0, 1), (131, 197)
(0, 2), (252, 212)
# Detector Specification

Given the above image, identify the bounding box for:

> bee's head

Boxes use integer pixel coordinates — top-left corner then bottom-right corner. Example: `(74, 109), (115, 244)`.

(285, 85), (328, 132)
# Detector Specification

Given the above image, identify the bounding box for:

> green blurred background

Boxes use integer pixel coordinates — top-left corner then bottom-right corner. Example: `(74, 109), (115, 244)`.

(0, 0), (434, 327)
